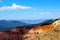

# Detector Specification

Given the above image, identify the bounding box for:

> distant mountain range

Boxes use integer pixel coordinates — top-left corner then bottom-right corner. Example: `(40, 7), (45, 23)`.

(0, 20), (30, 31)
(20, 19), (46, 24)
(25, 19), (55, 26)
(0, 19), (59, 31)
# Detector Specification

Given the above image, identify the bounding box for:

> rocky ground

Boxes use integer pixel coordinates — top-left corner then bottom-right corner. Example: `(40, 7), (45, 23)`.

(23, 24), (60, 40)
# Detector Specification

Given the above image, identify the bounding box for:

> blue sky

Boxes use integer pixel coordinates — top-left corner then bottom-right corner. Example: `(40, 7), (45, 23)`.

(0, 0), (60, 20)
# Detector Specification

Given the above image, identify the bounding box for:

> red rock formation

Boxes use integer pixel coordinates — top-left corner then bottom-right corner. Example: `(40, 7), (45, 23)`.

(0, 24), (55, 40)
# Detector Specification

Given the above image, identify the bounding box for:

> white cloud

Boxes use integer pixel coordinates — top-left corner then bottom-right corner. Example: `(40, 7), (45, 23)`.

(40, 12), (51, 15)
(40, 12), (45, 15)
(0, 3), (32, 11)
(0, 0), (2, 2)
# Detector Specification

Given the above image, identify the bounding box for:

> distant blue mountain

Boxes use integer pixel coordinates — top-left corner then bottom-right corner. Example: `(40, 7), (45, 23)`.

(0, 19), (57, 31)
(0, 20), (30, 31)
(25, 19), (55, 26)
(0, 19), (46, 31)
(20, 19), (46, 24)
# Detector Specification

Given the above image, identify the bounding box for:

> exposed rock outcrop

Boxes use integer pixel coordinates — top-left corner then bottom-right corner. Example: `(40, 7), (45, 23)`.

(0, 19), (60, 40)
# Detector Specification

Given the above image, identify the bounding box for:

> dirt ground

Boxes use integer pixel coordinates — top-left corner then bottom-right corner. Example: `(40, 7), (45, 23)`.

(24, 25), (60, 40)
